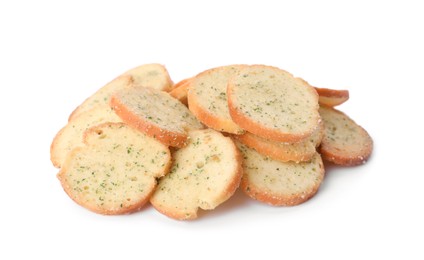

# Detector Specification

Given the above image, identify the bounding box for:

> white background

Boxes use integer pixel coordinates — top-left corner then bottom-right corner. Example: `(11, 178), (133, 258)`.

(1, 0), (423, 259)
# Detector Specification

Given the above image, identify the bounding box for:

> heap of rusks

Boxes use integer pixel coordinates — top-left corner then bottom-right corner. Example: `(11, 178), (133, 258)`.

(51, 63), (373, 220)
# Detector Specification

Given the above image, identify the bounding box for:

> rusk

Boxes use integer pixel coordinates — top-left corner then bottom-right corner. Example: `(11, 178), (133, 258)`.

(111, 86), (204, 148)
(227, 65), (320, 143)
(236, 142), (325, 206)
(57, 122), (171, 215)
(150, 129), (242, 220)
(319, 106), (373, 166)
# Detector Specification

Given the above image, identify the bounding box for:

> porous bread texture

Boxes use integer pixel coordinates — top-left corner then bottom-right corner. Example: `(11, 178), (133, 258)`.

(57, 122), (171, 215)
(236, 142), (325, 206)
(187, 65), (245, 134)
(227, 65), (320, 143)
(69, 75), (133, 121)
(319, 106), (373, 166)
(150, 129), (243, 220)
(122, 63), (173, 92)
(51, 106), (122, 168)
(233, 120), (324, 163)
(111, 86), (204, 148)
(315, 87), (349, 107)
(169, 77), (193, 105)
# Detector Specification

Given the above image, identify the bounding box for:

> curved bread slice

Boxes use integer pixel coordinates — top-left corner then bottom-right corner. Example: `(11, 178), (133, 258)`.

(233, 121), (324, 163)
(236, 142), (325, 206)
(51, 106), (122, 168)
(69, 75), (133, 121)
(57, 122), (171, 215)
(150, 129), (243, 220)
(319, 106), (373, 166)
(111, 86), (204, 148)
(187, 65), (245, 134)
(228, 65), (320, 142)
(122, 63), (173, 92)
(169, 77), (193, 105)
(315, 87), (349, 107)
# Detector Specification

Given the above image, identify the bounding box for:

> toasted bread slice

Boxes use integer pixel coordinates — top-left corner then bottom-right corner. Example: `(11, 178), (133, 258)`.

(233, 121), (324, 163)
(169, 77), (193, 105)
(319, 106), (373, 166)
(51, 106), (123, 168)
(227, 65), (320, 142)
(57, 122), (171, 215)
(150, 129), (243, 220)
(111, 86), (204, 148)
(68, 76), (133, 121)
(122, 63), (173, 92)
(236, 142), (325, 206)
(315, 87), (349, 107)
(187, 65), (246, 134)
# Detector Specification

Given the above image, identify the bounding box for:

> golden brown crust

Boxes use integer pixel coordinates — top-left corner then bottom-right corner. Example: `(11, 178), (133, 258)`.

(169, 78), (192, 105)
(188, 89), (245, 134)
(233, 121), (323, 163)
(110, 94), (189, 148)
(57, 122), (172, 215)
(227, 97), (316, 143)
(239, 150), (325, 206)
(50, 126), (67, 168)
(315, 87), (349, 107)
(319, 106), (373, 166)
(227, 65), (320, 143)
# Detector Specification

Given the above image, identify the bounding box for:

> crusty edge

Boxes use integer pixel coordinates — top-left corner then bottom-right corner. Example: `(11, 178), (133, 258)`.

(227, 87), (318, 143)
(315, 87), (349, 107)
(319, 107), (373, 166)
(50, 126), (67, 168)
(151, 133), (243, 220)
(110, 95), (188, 148)
(68, 75), (133, 122)
(233, 132), (315, 163)
(241, 153), (325, 206)
(57, 122), (172, 215)
(187, 89), (245, 134)
(58, 156), (157, 215)
(169, 78), (192, 105)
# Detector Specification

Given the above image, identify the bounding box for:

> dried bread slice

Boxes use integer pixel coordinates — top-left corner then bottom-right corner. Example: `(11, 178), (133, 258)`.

(227, 65), (320, 143)
(150, 129), (242, 220)
(51, 106), (122, 168)
(315, 87), (349, 107)
(122, 63), (173, 92)
(111, 86), (204, 148)
(69, 75), (133, 121)
(319, 106), (373, 166)
(236, 142), (325, 206)
(233, 121), (324, 163)
(169, 77), (193, 105)
(296, 77), (349, 107)
(187, 65), (245, 134)
(57, 122), (171, 215)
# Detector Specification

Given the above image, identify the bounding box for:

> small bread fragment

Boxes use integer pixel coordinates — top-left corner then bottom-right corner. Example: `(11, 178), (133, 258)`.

(319, 106), (373, 166)
(187, 65), (245, 134)
(57, 122), (171, 215)
(236, 142), (325, 206)
(111, 86), (204, 148)
(233, 121), (324, 163)
(122, 63), (173, 92)
(295, 77), (349, 107)
(150, 129), (243, 220)
(69, 75), (133, 121)
(227, 65), (320, 143)
(169, 77), (193, 105)
(51, 106), (122, 168)
(315, 87), (349, 107)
